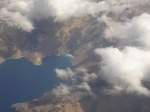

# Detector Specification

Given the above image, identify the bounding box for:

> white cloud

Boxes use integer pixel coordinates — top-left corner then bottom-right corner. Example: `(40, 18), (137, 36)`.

(95, 47), (150, 96)
(49, 0), (108, 21)
(1, 0), (150, 97)
(55, 68), (74, 80)
(0, 0), (108, 31)
(0, 0), (33, 32)
(103, 13), (150, 48)
(0, 8), (33, 32)
(1, 0), (150, 31)
(77, 82), (91, 92)
(52, 84), (71, 96)
(55, 67), (97, 94)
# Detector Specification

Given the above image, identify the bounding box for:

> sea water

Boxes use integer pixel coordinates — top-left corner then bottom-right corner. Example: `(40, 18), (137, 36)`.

(0, 55), (72, 112)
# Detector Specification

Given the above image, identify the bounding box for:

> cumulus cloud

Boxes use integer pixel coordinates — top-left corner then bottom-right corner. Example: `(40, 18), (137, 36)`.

(53, 0), (150, 96)
(0, 0), (33, 32)
(1, 0), (150, 97)
(56, 67), (97, 83)
(55, 67), (97, 96)
(1, 0), (150, 32)
(49, 0), (108, 21)
(55, 68), (74, 80)
(52, 84), (71, 96)
(95, 47), (150, 96)
(103, 13), (150, 48)
(0, 0), (108, 31)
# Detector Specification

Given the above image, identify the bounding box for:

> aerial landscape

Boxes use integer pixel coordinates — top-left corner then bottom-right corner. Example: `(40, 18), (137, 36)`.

(1, 0), (150, 112)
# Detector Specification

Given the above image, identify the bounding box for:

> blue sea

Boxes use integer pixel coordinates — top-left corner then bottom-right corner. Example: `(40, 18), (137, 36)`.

(0, 56), (72, 112)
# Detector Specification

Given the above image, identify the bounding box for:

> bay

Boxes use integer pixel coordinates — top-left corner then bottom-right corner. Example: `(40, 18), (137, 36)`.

(0, 56), (72, 112)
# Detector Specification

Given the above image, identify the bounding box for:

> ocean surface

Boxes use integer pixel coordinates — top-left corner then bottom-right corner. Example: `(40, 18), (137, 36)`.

(0, 56), (72, 112)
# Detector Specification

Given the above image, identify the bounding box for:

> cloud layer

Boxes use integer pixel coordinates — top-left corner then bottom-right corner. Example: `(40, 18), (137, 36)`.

(95, 47), (150, 96)
(1, 0), (150, 97)
(51, 0), (150, 96)
(103, 13), (150, 48)
(55, 68), (97, 96)
(1, 0), (150, 31)
(0, 0), (108, 31)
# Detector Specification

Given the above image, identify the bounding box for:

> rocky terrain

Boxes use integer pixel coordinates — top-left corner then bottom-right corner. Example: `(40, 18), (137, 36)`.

(0, 16), (105, 65)
(1, 0), (150, 112)
(12, 84), (150, 112)
(12, 93), (84, 112)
